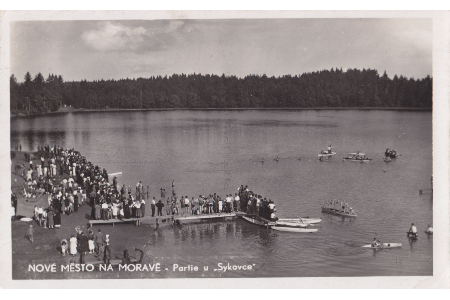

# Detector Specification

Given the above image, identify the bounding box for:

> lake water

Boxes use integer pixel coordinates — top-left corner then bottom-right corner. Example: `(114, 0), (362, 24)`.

(10, 110), (433, 278)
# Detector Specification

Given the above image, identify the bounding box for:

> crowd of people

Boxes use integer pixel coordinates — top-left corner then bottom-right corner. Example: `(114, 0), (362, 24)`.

(14, 145), (110, 229)
(14, 145), (280, 265)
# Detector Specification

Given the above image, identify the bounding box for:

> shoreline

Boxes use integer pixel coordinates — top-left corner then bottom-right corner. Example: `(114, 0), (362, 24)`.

(10, 106), (432, 118)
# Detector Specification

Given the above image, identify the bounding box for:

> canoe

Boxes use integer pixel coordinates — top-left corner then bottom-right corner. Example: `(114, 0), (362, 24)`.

(271, 226), (318, 233)
(277, 218), (322, 224)
(361, 243), (402, 249)
(321, 207), (357, 218)
(241, 215), (276, 227)
(274, 220), (309, 228)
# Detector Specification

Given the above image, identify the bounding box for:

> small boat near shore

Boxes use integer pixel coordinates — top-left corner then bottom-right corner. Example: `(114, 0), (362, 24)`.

(274, 220), (309, 228)
(277, 217), (322, 224)
(241, 215), (277, 227)
(361, 243), (402, 249)
(271, 226), (318, 233)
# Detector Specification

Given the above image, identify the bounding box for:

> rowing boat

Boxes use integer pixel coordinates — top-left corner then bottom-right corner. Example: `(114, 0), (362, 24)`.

(271, 226), (318, 233)
(321, 206), (357, 218)
(241, 215), (276, 227)
(277, 218), (322, 224)
(361, 243), (402, 249)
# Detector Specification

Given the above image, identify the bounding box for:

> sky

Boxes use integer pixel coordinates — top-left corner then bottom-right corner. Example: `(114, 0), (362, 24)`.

(10, 18), (432, 82)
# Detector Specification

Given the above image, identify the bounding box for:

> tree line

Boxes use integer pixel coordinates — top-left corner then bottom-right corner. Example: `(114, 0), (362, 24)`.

(10, 68), (432, 114)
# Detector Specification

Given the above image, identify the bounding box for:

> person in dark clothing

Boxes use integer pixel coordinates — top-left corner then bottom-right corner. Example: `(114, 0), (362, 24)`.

(95, 229), (104, 257)
(156, 200), (165, 216)
(74, 194), (79, 212)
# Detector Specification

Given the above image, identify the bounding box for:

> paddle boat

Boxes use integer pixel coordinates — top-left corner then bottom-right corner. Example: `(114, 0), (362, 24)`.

(343, 152), (371, 162)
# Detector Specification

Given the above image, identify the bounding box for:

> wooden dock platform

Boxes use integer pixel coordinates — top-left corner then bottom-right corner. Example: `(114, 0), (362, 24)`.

(88, 215), (173, 227)
(88, 212), (238, 227)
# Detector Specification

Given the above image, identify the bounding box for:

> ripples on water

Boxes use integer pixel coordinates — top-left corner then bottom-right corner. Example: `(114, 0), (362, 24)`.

(11, 110), (432, 277)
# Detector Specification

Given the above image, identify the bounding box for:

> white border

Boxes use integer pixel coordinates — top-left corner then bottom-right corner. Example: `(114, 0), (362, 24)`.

(0, 10), (448, 289)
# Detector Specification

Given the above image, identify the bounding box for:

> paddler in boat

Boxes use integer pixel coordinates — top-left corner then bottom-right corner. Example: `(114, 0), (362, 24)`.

(372, 237), (381, 248)
(408, 223), (418, 237)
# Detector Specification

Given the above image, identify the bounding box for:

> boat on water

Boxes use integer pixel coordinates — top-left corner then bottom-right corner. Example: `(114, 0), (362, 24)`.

(385, 148), (398, 158)
(277, 217), (322, 224)
(274, 220), (309, 228)
(343, 152), (372, 162)
(241, 215), (318, 233)
(318, 145), (336, 157)
(407, 232), (418, 239)
(321, 206), (357, 217)
(361, 243), (402, 249)
(271, 226), (318, 233)
(241, 215), (277, 227)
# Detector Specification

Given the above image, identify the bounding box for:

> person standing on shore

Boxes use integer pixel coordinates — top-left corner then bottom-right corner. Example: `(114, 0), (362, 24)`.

(25, 225), (34, 243)
(141, 198), (145, 217)
(103, 235), (111, 264)
(69, 234), (77, 256)
(156, 200), (164, 216)
(95, 228), (103, 257)
(151, 197), (156, 217)
(88, 228), (95, 253)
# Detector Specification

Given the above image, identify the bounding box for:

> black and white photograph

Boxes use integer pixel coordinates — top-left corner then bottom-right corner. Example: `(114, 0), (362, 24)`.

(0, 10), (448, 288)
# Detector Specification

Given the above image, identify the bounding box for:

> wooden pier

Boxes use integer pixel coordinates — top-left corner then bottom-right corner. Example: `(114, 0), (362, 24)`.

(88, 212), (238, 227)
(88, 215), (173, 227)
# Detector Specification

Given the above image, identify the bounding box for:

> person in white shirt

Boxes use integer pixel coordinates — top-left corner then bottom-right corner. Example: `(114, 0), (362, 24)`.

(184, 197), (190, 215)
(234, 193), (240, 212)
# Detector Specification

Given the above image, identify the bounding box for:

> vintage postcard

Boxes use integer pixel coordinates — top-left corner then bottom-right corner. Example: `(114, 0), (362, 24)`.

(0, 10), (448, 288)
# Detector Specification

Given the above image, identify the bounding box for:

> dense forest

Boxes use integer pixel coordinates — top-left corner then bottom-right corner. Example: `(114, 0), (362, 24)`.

(10, 68), (432, 115)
